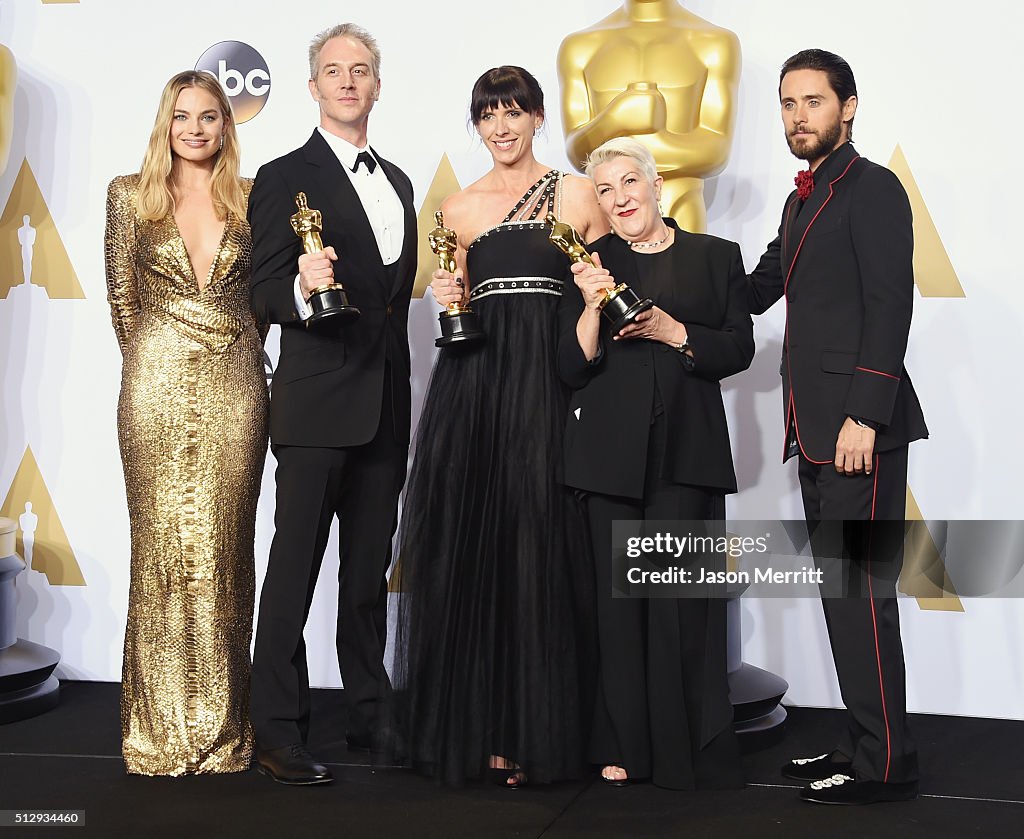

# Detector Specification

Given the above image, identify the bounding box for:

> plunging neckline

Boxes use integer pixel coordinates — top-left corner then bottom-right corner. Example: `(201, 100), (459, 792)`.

(171, 212), (229, 292)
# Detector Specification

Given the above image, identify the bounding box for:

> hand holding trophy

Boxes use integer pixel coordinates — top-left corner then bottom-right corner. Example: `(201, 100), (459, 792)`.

(291, 192), (360, 329)
(545, 213), (652, 333)
(429, 210), (483, 347)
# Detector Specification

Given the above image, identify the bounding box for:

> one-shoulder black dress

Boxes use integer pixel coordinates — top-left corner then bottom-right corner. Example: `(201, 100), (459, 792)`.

(393, 171), (595, 785)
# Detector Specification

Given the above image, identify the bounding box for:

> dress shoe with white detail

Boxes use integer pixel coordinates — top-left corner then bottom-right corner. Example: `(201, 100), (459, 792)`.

(782, 751), (853, 781)
(800, 773), (918, 805)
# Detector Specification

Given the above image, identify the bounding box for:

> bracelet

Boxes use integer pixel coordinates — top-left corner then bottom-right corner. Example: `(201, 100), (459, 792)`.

(851, 416), (880, 431)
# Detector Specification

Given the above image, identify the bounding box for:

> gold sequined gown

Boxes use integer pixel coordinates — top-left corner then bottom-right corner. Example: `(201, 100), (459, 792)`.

(104, 174), (269, 775)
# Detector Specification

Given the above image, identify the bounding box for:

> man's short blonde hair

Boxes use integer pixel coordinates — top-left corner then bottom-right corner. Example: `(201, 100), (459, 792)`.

(309, 23), (381, 80)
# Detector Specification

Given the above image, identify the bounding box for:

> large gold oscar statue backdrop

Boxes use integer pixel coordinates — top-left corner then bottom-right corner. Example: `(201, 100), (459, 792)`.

(557, 0), (740, 233)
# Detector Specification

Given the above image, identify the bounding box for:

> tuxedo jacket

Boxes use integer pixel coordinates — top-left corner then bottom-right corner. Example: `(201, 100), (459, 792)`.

(557, 222), (754, 499)
(747, 142), (928, 463)
(248, 130), (417, 448)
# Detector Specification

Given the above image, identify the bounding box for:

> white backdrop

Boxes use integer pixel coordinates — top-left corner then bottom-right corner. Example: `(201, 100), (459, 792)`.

(2, 0), (1021, 720)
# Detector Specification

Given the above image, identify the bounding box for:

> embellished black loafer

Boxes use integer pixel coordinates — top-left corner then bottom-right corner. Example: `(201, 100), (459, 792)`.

(256, 744), (334, 785)
(800, 773), (918, 805)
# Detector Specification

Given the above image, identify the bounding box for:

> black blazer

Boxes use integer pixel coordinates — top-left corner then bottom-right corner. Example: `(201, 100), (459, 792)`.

(747, 142), (928, 463)
(248, 130), (417, 448)
(557, 221), (754, 499)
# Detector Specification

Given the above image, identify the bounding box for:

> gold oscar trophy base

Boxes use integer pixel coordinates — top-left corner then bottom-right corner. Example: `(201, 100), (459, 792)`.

(428, 209), (483, 348)
(306, 283), (361, 329)
(436, 303), (484, 348)
(601, 283), (654, 334)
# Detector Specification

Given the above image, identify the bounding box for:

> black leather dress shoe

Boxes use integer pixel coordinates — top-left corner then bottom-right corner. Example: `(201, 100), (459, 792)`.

(256, 745), (333, 785)
(800, 773), (918, 805)
(782, 751), (854, 781)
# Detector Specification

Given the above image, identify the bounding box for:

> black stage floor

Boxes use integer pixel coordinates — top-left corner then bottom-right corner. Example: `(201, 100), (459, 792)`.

(1, 681), (1021, 838)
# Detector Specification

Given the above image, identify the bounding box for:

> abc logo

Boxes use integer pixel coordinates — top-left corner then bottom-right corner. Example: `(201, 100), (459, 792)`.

(195, 41), (271, 124)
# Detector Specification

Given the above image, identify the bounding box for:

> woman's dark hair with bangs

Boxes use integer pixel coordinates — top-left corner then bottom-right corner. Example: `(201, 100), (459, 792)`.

(470, 66), (544, 125)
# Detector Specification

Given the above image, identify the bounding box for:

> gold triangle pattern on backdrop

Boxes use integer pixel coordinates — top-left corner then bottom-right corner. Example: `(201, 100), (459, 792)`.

(0, 158), (84, 299)
(41, 1), (80, 5)
(388, 556), (403, 594)
(899, 486), (963, 612)
(0, 446), (85, 586)
(888, 145), (965, 298)
(413, 153), (463, 299)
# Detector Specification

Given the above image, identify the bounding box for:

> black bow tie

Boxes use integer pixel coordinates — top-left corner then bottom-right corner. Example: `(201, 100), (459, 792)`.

(352, 151), (377, 174)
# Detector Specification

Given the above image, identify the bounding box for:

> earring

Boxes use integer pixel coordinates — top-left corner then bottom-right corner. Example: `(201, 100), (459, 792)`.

(219, 135), (225, 151)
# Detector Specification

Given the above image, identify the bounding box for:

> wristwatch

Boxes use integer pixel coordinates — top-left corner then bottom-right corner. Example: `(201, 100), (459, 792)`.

(671, 337), (695, 370)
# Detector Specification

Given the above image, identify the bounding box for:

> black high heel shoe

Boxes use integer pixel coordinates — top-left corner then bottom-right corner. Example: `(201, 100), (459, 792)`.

(487, 757), (527, 789)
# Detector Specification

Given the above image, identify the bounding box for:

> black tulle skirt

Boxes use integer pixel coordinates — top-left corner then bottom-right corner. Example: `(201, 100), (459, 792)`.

(392, 283), (595, 786)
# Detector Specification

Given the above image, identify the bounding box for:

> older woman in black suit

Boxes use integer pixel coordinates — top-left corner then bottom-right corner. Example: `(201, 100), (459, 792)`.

(557, 137), (753, 790)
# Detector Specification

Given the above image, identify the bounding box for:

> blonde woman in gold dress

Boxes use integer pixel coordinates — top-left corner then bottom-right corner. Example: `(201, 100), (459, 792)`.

(104, 70), (269, 775)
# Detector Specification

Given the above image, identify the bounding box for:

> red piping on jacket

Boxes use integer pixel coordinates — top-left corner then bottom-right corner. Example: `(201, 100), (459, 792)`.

(856, 366), (901, 382)
(782, 155), (861, 464)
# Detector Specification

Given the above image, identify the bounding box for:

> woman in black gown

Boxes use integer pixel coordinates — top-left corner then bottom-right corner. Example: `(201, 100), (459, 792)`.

(392, 66), (606, 787)
(557, 137), (752, 790)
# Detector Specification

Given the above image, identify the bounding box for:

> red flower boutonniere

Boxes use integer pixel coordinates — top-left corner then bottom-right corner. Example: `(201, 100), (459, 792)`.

(795, 169), (814, 200)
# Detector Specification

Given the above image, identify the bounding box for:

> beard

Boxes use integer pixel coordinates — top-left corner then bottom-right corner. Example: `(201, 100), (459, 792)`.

(786, 118), (843, 162)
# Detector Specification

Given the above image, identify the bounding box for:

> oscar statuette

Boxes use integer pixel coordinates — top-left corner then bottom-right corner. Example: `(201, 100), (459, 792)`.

(545, 213), (652, 333)
(291, 192), (360, 329)
(429, 210), (483, 347)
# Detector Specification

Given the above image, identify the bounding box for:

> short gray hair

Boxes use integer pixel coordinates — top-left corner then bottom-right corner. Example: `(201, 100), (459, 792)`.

(308, 23), (381, 80)
(584, 136), (658, 185)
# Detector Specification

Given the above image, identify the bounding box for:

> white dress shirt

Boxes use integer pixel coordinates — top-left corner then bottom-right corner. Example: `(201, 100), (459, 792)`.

(293, 127), (406, 318)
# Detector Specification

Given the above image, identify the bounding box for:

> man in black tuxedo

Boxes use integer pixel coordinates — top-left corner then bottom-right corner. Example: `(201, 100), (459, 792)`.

(747, 49), (928, 805)
(247, 23), (416, 785)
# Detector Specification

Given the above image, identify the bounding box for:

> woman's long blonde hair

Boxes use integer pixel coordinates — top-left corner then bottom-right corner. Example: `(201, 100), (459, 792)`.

(136, 70), (244, 222)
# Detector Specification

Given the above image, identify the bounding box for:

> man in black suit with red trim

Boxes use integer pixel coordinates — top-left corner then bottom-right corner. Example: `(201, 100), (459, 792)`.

(247, 23), (416, 785)
(747, 49), (927, 805)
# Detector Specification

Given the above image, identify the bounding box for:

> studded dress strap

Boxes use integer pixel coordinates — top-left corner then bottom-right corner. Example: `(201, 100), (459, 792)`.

(504, 170), (559, 224)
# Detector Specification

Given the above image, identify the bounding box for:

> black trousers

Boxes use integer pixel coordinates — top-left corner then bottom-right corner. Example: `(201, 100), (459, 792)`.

(584, 416), (741, 790)
(251, 376), (408, 749)
(798, 445), (918, 784)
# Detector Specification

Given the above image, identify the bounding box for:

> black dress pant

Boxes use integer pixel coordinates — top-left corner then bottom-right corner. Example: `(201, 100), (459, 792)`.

(798, 445), (918, 784)
(585, 416), (741, 789)
(251, 377), (408, 749)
